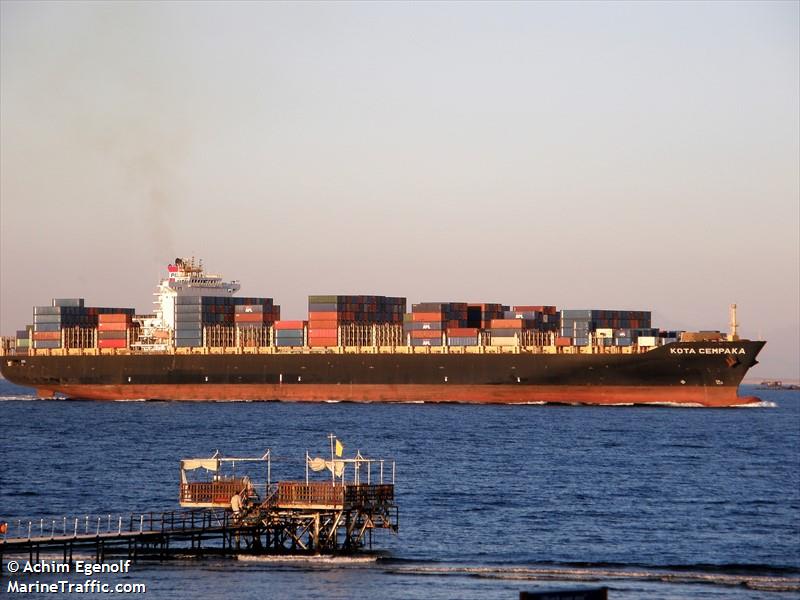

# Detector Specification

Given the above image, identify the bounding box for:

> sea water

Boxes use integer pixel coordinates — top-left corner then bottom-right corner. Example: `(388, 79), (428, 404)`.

(1, 380), (797, 599)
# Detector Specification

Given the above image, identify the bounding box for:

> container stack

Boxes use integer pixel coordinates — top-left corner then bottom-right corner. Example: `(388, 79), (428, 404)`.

(33, 299), (135, 350)
(446, 327), (480, 346)
(234, 303), (281, 329)
(307, 295), (406, 347)
(559, 310), (652, 346)
(174, 296), (276, 347)
(274, 321), (306, 347)
(174, 297), (206, 348)
(97, 313), (131, 349)
(15, 327), (31, 354)
(505, 306), (559, 332)
(409, 302), (468, 347)
(488, 318), (538, 346)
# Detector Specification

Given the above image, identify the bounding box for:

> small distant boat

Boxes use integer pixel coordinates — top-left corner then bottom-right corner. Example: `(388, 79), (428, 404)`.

(757, 380), (799, 390)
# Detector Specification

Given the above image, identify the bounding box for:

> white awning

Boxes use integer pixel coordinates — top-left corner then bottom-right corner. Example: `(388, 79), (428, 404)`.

(181, 458), (220, 472)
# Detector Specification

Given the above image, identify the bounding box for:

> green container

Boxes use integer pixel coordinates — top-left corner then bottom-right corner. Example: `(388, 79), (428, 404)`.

(308, 295), (338, 304)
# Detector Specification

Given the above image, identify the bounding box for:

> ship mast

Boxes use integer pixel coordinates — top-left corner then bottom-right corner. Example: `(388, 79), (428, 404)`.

(729, 303), (739, 341)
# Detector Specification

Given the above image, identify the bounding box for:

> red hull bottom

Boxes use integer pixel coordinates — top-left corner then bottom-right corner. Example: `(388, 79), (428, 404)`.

(39, 384), (761, 407)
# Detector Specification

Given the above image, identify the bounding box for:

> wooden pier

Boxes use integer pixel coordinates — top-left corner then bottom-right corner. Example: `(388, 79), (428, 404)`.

(1, 483), (398, 564)
(2, 441), (398, 564)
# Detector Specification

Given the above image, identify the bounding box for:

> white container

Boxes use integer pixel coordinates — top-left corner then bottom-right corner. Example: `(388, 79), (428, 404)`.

(490, 336), (518, 347)
(638, 336), (657, 347)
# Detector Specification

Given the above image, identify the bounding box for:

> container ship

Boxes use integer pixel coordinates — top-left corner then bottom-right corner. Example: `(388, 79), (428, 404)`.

(0, 258), (764, 407)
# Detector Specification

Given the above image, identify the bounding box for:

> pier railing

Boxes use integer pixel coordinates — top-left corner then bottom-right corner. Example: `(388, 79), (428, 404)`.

(1, 508), (233, 544)
(272, 482), (395, 509)
(275, 482), (344, 508)
(179, 480), (254, 506)
(344, 484), (394, 506)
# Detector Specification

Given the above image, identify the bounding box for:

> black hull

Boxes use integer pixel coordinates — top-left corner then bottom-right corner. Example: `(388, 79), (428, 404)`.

(1, 341), (764, 406)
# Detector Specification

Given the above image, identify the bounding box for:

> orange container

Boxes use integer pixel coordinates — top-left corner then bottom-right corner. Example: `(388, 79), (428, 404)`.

(411, 330), (442, 339)
(412, 312), (443, 322)
(98, 322), (127, 332)
(308, 311), (339, 320)
(490, 319), (524, 329)
(98, 313), (132, 323)
(308, 320), (339, 329)
(308, 328), (337, 337)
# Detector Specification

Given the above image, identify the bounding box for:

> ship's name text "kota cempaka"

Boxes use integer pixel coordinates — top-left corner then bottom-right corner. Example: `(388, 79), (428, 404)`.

(670, 347), (746, 355)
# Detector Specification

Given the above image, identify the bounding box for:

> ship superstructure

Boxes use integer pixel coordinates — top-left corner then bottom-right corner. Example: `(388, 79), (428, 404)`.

(155, 257), (241, 330)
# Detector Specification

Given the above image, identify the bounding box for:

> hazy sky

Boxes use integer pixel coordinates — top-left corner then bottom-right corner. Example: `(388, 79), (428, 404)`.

(1, 1), (798, 378)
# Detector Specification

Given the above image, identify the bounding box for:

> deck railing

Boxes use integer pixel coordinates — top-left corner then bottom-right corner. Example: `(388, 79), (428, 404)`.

(180, 480), (249, 505)
(274, 482), (395, 508)
(276, 482), (344, 507)
(344, 484), (394, 506)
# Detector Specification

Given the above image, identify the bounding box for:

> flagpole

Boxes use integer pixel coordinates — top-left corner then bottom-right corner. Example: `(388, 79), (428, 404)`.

(329, 433), (335, 486)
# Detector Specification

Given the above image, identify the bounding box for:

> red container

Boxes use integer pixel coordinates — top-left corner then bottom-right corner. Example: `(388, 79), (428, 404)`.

(98, 339), (127, 349)
(33, 331), (60, 340)
(98, 313), (131, 323)
(308, 338), (338, 347)
(555, 337), (572, 346)
(275, 320), (306, 330)
(448, 327), (478, 336)
(98, 322), (127, 332)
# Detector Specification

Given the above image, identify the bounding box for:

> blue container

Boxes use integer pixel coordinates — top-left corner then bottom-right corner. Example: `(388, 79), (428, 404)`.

(33, 340), (61, 349)
(308, 302), (338, 312)
(236, 323), (267, 330)
(447, 337), (478, 346)
(53, 298), (84, 307)
(34, 314), (62, 324)
(411, 338), (443, 347)
(275, 340), (303, 347)
(176, 305), (204, 313)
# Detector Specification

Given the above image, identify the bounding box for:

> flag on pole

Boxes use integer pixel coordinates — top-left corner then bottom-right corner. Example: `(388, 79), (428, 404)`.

(335, 439), (344, 457)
